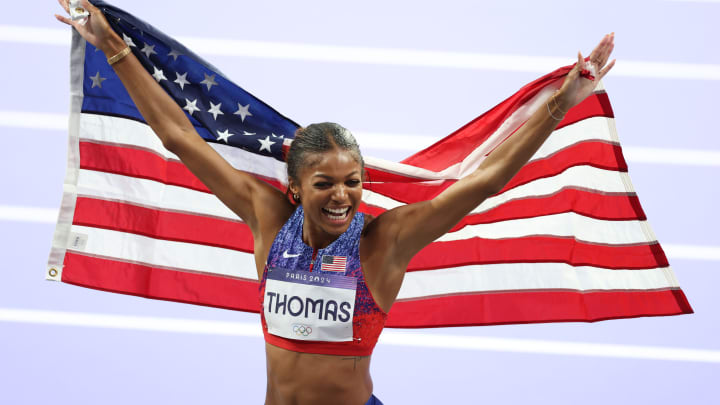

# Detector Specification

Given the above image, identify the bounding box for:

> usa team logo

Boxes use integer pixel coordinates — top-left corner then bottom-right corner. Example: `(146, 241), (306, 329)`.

(292, 324), (313, 337)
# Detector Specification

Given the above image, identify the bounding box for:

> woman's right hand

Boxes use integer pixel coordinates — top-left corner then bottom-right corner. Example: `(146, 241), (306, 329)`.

(54, 0), (123, 54)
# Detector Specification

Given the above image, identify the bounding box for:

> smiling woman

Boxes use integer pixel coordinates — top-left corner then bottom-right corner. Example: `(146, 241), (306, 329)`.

(53, 0), (618, 403)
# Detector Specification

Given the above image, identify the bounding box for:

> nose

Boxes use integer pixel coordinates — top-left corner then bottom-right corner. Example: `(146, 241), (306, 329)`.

(331, 184), (348, 202)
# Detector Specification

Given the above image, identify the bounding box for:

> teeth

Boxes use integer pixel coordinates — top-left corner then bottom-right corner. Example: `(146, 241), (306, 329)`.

(323, 207), (349, 221)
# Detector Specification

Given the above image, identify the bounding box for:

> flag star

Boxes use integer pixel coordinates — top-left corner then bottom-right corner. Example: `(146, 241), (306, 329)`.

(207, 102), (224, 120)
(242, 131), (256, 136)
(122, 33), (136, 48)
(174, 72), (190, 90)
(271, 133), (284, 138)
(257, 136), (275, 153)
(89, 71), (107, 88)
(200, 73), (218, 91)
(216, 129), (234, 143)
(183, 98), (201, 115)
(233, 103), (253, 122)
(140, 43), (157, 58)
(168, 49), (182, 61)
(151, 66), (167, 82)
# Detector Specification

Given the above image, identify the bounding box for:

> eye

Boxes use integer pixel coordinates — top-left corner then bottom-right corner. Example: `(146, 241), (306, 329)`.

(346, 179), (361, 187)
(313, 182), (332, 189)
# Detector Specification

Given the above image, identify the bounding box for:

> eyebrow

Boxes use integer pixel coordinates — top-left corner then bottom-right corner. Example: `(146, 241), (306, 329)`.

(312, 171), (360, 180)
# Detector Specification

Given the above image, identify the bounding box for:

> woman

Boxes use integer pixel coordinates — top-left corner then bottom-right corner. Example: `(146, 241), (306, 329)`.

(55, 1), (615, 403)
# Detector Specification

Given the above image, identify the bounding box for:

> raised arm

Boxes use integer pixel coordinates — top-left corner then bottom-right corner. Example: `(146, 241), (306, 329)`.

(54, 0), (291, 236)
(369, 34), (615, 281)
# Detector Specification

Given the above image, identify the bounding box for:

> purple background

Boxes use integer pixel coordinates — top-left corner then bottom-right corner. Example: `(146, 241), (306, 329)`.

(1, 1), (718, 403)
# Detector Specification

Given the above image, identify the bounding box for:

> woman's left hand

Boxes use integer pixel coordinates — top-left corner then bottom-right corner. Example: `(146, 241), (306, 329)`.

(556, 33), (616, 111)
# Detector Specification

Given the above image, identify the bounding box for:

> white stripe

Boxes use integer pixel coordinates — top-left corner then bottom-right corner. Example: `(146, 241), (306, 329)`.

(397, 264), (678, 300)
(6, 111), (717, 168)
(2, 25), (719, 80)
(78, 113), (288, 182)
(77, 169), (238, 220)
(77, 164), (647, 246)
(69, 225), (258, 280)
(3, 204), (718, 262)
(532, 116), (617, 161)
(363, 165), (633, 213)
(1, 308), (717, 363)
(436, 213), (653, 245)
(78, 113), (174, 159)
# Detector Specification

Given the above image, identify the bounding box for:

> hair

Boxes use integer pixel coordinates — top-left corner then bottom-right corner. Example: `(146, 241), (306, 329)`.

(286, 122), (364, 204)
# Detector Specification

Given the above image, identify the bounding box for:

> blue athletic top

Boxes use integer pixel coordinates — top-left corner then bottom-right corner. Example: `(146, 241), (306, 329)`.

(259, 205), (387, 356)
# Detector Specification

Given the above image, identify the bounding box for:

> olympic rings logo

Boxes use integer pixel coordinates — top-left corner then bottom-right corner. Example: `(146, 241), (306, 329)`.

(293, 324), (313, 337)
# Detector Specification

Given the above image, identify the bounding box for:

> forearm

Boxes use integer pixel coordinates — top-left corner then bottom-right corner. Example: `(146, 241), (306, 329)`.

(99, 33), (195, 148)
(392, 91), (570, 258)
(476, 91), (570, 194)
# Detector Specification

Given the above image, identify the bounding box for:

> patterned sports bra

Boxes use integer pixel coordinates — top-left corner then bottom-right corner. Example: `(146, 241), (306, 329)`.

(259, 206), (387, 356)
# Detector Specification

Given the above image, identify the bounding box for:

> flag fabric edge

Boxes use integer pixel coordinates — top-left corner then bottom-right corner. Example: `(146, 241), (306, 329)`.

(47, 30), (87, 282)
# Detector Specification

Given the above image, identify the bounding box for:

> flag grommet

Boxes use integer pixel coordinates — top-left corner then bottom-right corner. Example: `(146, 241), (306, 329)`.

(48, 268), (58, 278)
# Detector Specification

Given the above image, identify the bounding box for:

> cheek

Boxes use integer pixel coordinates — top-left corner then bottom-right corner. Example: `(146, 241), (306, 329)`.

(350, 187), (363, 201)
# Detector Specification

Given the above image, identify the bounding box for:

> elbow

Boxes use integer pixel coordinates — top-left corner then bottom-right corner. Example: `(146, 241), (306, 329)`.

(471, 170), (505, 198)
(159, 126), (194, 154)
(161, 135), (177, 153)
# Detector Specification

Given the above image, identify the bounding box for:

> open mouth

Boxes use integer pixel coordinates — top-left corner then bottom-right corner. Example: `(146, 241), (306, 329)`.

(321, 206), (351, 222)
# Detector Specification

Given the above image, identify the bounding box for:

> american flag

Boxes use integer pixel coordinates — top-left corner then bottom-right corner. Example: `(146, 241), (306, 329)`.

(47, 1), (692, 328)
(320, 256), (348, 273)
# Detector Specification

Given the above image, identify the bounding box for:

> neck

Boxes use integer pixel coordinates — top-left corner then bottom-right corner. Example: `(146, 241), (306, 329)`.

(302, 221), (337, 250)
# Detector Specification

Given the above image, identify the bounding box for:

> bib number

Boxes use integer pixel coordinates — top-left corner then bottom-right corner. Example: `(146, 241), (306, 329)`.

(264, 267), (357, 342)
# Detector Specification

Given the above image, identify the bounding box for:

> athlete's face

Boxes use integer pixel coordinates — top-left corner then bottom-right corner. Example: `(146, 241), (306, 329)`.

(290, 148), (363, 248)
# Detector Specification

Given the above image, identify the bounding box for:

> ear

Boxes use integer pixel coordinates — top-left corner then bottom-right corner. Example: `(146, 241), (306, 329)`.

(288, 178), (300, 195)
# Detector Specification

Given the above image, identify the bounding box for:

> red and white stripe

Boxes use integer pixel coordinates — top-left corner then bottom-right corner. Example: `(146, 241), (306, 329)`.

(48, 65), (692, 327)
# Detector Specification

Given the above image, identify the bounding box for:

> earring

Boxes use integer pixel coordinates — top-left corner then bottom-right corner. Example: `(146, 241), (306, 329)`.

(293, 193), (300, 202)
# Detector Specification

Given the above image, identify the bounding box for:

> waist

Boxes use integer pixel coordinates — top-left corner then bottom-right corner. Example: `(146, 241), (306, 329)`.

(265, 342), (373, 405)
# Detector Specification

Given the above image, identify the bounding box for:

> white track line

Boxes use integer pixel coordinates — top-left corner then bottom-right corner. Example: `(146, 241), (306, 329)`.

(2, 25), (719, 80)
(2, 111), (719, 167)
(665, 0), (720, 3)
(0, 308), (716, 363)
(0, 205), (58, 223)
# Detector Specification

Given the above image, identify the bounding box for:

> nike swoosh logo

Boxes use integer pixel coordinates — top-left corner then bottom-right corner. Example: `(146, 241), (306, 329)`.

(283, 250), (301, 258)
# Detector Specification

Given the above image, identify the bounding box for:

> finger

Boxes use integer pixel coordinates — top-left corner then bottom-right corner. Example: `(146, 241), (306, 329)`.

(598, 59), (616, 81)
(592, 34), (611, 64)
(54, 14), (73, 26)
(597, 40), (614, 69)
(598, 34), (614, 63)
(576, 51), (585, 72)
(589, 34), (608, 61)
(57, 0), (70, 14)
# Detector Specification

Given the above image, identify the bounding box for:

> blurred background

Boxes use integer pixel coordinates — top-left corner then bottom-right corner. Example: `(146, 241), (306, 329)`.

(1, 0), (718, 403)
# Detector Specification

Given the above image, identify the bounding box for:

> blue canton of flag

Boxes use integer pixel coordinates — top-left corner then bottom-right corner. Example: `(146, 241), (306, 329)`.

(83, 0), (300, 160)
(320, 255), (347, 273)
